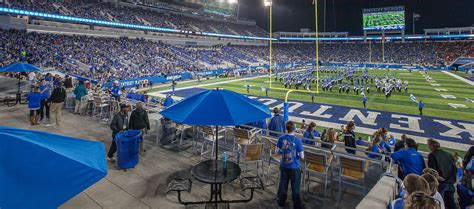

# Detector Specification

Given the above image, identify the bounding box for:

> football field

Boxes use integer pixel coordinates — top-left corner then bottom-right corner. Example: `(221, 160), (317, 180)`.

(148, 68), (474, 153)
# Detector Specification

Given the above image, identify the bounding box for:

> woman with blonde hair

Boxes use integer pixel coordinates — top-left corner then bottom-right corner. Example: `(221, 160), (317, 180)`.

(367, 133), (386, 160)
(321, 128), (337, 150)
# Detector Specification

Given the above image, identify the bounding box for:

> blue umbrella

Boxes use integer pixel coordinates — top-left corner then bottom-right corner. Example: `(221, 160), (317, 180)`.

(161, 89), (271, 126)
(0, 126), (107, 209)
(0, 62), (41, 73)
(0, 63), (42, 99)
(160, 89), (271, 160)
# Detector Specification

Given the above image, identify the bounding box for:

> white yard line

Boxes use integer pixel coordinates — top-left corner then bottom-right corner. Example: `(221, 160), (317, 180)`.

(442, 70), (474, 85)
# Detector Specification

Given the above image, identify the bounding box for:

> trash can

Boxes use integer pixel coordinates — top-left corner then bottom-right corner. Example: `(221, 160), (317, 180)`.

(115, 130), (142, 170)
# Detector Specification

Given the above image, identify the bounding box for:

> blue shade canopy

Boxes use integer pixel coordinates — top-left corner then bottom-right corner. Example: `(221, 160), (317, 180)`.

(160, 89), (271, 126)
(0, 126), (107, 209)
(0, 62), (41, 73)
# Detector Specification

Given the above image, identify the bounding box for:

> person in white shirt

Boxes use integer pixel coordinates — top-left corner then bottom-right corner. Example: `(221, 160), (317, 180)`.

(422, 172), (445, 209)
(28, 71), (36, 89)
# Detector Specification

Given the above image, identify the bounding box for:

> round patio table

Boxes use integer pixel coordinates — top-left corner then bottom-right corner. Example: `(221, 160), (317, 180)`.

(191, 160), (241, 207)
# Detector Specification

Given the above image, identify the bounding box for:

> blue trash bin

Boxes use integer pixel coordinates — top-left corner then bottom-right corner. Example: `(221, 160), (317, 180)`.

(115, 130), (142, 170)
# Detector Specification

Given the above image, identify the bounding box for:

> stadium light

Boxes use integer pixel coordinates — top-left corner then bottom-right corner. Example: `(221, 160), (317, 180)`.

(264, 0), (272, 7)
(228, 0), (238, 4)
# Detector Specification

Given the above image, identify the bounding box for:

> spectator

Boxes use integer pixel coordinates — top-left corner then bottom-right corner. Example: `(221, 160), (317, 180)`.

(390, 174), (431, 209)
(27, 86), (42, 125)
(427, 138), (457, 209)
(38, 80), (50, 122)
(73, 80), (88, 114)
(391, 138), (426, 178)
(107, 104), (130, 161)
(394, 134), (408, 152)
(28, 71), (36, 89)
(64, 75), (73, 92)
(343, 121), (356, 154)
(422, 172), (445, 209)
(302, 122), (319, 145)
(378, 127), (392, 153)
(110, 82), (121, 102)
(405, 191), (441, 209)
(321, 128), (337, 150)
(163, 94), (174, 107)
(129, 102), (150, 155)
(268, 107), (285, 137)
(46, 82), (66, 126)
(457, 147), (473, 209)
(275, 121), (304, 209)
(367, 133), (386, 160)
(300, 119), (306, 130)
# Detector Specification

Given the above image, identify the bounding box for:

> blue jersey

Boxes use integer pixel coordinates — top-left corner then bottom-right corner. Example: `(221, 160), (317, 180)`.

(27, 92), (42, 109)
(111, 86), (121, 97)
(368, 144), (383, 160)
(268, 114), (285, 136)
(163, 97), (174, 107)
(277, 134), (304, 169)
(391, 148), (426, 178)
(419, 102), (424, 109)
(39, 84), (50, 100)
(303, 130), (320, 145)
(380, 140), (392, 153)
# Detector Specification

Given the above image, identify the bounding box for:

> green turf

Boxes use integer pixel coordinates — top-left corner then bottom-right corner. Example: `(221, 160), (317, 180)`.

(200, 69), (474, 121)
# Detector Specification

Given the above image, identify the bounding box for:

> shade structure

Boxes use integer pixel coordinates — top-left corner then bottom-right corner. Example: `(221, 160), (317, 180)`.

(0, 126), (107, 209)
(160, 89), (271, 126)
(0, 62), (41, 73)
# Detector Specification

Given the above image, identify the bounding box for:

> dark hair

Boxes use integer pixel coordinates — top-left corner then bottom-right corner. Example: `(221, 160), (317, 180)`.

(406, 138), (418, 149)
(286, 121), (295, 133)
(79, 80), (84, 84)
(120, 104), (129, 110)
(273, 107), (280, 114)
(306, 122), (316, 132)
(427, 138), (440, 149)
(345, 121), (355, 132)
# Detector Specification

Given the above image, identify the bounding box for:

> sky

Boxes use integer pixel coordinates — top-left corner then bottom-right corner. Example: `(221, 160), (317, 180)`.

(237, 0), (474, 35)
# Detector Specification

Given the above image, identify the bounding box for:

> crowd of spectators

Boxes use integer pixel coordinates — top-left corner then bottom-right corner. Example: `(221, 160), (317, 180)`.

(1, 28), (472, 83)
(1, 0), (267, 37)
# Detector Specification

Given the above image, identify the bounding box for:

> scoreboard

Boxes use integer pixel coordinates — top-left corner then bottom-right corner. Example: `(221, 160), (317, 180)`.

(363, 6), (405, 31)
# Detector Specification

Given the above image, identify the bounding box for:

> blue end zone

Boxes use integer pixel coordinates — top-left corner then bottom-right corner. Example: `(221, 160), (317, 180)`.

(172, 88), (474, 146)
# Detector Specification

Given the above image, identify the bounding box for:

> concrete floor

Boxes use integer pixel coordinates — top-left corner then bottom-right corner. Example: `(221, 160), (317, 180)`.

(0, 103), (369, 209)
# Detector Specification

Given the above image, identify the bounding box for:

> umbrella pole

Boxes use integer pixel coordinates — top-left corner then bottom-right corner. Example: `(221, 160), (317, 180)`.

(215, 125), (219, 164)
(17, 78), (21, 104)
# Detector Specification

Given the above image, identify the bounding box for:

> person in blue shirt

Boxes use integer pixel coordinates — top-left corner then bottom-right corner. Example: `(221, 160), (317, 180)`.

(38, 80), (50, 122)
(368, 133), (386, 160)
(110, 82), (121, 102)
(419, 101), (424, 115)
(163, 95), (174, 107)
(390, 174), (431, 209)
(27, 86), (42, 125)
(391, 138), (426, 178)
(303, 122), (320, 145)
(378, 127), (393, 153)
(276, 121), (304, 209)
(268, 107), (285, 137)
(362, 95), (367, 108)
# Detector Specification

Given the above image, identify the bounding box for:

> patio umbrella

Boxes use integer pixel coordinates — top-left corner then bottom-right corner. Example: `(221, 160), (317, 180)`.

(160, 89), (271, 161)
(0, 126), (107, 209)
(0, 62), (41, 94)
